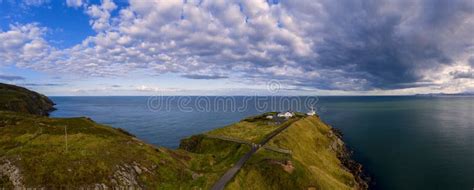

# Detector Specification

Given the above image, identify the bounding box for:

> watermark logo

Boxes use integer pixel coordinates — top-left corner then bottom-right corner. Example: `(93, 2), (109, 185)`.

(267, 80), (281, 93)
(146, 80), (321, 113)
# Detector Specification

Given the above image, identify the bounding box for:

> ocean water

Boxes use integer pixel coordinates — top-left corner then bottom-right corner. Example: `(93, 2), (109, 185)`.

(50, 96), (474, 190)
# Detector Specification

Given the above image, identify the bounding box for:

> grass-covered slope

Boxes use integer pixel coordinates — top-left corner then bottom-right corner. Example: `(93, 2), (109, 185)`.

(0, 111), (199, 188)
(183, 114), (368, 190)
(179, 135), (252, 189)
(221, 116), (367, 190)
(0, 83), (55, 116)
(0, 110), (366, 189)
(0, 83), (240, 188)
(0, 110), (252, 189)
(206, 113), (297, 143)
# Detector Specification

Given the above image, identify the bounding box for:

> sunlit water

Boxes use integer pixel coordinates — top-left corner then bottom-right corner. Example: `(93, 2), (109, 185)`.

(50, 96), (474, 190)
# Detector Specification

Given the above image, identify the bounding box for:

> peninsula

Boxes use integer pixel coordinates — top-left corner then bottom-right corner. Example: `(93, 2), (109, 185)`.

(0, 83), (368, 189)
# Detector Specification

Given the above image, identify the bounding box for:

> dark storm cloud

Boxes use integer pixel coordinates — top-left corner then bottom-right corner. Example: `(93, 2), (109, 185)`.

(289, 0), (474, 90)
(0, 74), (25, 81)
(181, 74), (229, 80)
(450, 70), (474, 79)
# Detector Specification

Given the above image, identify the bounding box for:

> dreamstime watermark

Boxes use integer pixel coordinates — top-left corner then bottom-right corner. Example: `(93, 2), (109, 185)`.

(146, 80), (322, 113)
(266, 80), (281, 93)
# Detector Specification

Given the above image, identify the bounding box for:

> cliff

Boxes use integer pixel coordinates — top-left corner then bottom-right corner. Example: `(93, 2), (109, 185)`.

(0, 83), (55, 116)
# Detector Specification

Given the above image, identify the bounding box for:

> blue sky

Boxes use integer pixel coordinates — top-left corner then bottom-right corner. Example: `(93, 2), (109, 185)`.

(1, 1), (93, 47)
(0, 0), (473, 96)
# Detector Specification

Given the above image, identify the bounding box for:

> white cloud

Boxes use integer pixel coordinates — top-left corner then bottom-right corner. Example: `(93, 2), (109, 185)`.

(86, 0), (117, 31)
(0, 23), (51, 66)
(0, 0), (473, 94)
(66, 0), (84, 8)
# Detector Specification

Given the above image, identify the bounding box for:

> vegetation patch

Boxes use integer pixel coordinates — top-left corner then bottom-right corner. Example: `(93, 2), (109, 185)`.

(0, 83), (55, 116)
(207, 113), (299, 143)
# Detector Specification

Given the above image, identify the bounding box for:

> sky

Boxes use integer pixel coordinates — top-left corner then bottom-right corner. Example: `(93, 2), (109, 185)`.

(0, 0), (473, 96)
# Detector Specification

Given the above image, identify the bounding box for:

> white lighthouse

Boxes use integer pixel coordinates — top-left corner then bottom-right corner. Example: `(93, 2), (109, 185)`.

(307, 106), (316, 116)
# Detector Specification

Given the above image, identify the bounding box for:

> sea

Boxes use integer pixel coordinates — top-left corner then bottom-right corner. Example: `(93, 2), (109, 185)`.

(49, 96), (474, 190)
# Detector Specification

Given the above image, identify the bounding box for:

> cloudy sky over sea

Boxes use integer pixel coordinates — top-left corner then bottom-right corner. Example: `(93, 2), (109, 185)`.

(0, 0), (473, 95)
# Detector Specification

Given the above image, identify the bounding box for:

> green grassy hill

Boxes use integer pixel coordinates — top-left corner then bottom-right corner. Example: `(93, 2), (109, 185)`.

(0, 84), (367, 189)
(0, 111), (199, 188)
(0, 84), (200, 188)
(226, 116), (367, 190)
(0, 111), (253, 189)
(181, 114), (368, 190)
(0, 83), (55, 116)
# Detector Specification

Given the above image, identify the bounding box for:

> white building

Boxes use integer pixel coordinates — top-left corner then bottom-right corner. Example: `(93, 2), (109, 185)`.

(307, 107), (316, 116)
(278, 111), (294, 118)
(266, 115), (274, 119)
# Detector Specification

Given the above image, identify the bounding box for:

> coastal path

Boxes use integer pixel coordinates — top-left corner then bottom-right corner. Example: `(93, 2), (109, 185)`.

(210, 118), (298, 190)
(204, 134), (292, 155)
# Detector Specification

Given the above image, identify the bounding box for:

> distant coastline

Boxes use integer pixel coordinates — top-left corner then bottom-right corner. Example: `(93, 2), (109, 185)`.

(415, 92), (474, 97)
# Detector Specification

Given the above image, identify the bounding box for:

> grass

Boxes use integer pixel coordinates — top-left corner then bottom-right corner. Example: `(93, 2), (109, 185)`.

(179, 135), (252, 189)
(192, 113), (361, 190)
(0, 108), (361, 189)
(0, 111), (198, 188)
(0, 111), (254, 188)
(199, 113), (361, 190)
(206, 113), (300, 143)
(264, 116), (359, 190)
(226, 148), (310, 190)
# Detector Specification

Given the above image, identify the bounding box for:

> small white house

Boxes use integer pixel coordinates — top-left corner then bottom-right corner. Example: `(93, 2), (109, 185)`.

(266, 115), (274, 119)
(277, 111), (294, 118)
(307, 107), (316, 116)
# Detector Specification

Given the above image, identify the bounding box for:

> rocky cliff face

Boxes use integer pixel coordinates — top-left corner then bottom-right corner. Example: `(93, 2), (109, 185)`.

(0, 83), (55, 116)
